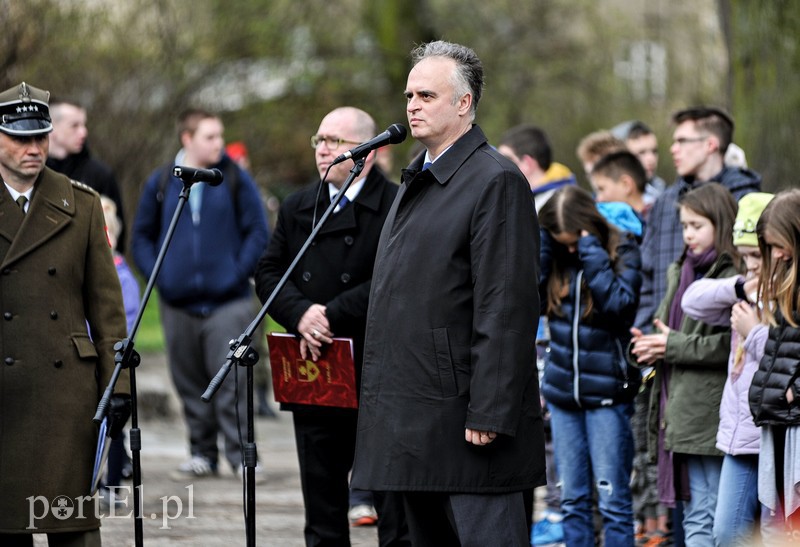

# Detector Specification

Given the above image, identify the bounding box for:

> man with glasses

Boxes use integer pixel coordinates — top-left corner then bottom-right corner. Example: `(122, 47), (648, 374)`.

(254, 107), (406, 546)
(636, 107), (761, 331)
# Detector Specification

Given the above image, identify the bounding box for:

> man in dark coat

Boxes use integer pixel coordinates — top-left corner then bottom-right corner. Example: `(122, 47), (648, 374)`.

(46, 99), (126, 252)
(254, 107), (407, 546)
(350, 41), (546, 546)
(0, 82), (129, 546)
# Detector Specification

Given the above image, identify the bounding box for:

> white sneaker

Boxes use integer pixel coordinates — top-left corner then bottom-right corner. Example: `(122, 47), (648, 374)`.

(169, 456), (218, 480)
(348, 504), (378, 527)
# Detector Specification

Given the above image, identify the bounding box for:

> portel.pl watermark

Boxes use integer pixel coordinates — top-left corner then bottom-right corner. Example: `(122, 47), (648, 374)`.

(26, 485), (195, 531)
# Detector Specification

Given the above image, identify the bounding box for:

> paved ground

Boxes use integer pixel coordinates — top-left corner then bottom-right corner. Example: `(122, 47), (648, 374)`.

(33, 352), (379, 547)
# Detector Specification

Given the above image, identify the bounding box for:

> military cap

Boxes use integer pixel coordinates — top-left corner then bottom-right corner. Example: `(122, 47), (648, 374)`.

(0, 82), (53, 136)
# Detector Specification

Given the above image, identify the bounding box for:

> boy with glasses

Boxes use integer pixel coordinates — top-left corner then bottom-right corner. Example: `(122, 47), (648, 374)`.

(635, 107), (761, 332)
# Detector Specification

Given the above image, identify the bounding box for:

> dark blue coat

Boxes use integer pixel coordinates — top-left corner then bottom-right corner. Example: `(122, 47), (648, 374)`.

(540, 230), (642, 409)
(131, 155), (269, 315)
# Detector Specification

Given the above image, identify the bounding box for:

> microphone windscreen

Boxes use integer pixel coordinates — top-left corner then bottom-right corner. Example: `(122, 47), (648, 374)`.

(387, 124), (407, 144)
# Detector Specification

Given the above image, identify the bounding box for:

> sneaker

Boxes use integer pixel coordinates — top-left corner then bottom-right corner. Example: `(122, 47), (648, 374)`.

(347, 504), (378, 527)
(643, 531), (672, 547)
(531, 517), (564, 546)
(98, 487), (127, 511)
(169, 456), (218, 480)
(237, 463), (266, 485)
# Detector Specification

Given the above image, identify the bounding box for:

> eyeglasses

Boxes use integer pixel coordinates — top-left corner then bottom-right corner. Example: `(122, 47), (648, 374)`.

(672, 136), (709, 146)
(310, 135), (361, 150)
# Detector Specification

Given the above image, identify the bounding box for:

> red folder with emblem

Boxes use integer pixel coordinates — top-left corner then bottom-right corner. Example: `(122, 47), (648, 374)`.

(267, 332), (357, 408)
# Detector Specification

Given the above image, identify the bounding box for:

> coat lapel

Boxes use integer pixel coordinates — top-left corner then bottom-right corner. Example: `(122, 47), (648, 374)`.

(1, 170), (75, 268)
(297, 169), (391, 237)
(0, 188), (24, 247)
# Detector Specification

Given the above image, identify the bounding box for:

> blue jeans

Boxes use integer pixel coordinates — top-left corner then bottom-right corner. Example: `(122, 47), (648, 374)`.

(683, 454), (722, 547)
(549, 402), (635, 547)
(713, 454), (765, 546)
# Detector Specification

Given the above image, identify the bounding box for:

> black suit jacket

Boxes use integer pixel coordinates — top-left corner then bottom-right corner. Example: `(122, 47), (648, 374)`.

(254, 167), (398, 410)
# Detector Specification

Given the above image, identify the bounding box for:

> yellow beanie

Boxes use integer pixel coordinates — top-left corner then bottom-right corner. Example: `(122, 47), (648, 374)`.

(733, 192), (774, 247)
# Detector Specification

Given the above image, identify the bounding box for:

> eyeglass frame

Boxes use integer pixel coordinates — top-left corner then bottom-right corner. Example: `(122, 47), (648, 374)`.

(672, 135), (710, 146)
(310, 135), (361, 150)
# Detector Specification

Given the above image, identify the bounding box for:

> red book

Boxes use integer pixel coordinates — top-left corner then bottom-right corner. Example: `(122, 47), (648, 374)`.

(266, 332), (357, 408)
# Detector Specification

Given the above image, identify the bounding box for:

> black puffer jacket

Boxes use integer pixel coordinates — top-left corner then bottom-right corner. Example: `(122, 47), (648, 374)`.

(749, 311), (800, 426)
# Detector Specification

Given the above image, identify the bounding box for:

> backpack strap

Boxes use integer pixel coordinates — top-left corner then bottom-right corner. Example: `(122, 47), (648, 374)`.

(155, 161), (242, 225)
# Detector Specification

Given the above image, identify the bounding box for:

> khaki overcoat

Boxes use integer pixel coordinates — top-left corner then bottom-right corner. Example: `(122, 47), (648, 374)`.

(0, 167), (128, 533)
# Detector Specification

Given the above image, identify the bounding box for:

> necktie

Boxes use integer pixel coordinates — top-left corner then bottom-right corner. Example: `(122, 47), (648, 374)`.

(16, 195), (28, 214)
(335, 194), (350, 212)
(422, 161), (433, 171)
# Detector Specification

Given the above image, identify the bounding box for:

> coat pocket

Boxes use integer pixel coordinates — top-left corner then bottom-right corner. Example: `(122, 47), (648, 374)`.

(72, 333), (99, 360)
(433, 328), (458, 398)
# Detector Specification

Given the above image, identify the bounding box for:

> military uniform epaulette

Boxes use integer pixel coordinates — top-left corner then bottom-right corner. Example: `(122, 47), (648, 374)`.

(69, 178), (98, 195)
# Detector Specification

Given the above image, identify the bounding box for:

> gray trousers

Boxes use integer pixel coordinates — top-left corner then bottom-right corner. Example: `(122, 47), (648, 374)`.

(160, 297), (253, 470)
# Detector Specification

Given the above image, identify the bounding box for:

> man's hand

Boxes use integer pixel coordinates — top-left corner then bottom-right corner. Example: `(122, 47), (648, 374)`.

(297, 304), (333, 361)
(108, 394), (132, 439)
(465, 428), (497, 446)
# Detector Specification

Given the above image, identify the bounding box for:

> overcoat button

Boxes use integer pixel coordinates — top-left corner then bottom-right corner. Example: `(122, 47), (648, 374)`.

(50, 311), (58, 320)
(344, 236), (354, 246)
(340, 273), (351, 283)
(54, 360), (63, 368)
(4, 357), (14, 366)
(3, 312), (11, 320)
(302, 271), (312, 282)
(48, 267), (57, 275)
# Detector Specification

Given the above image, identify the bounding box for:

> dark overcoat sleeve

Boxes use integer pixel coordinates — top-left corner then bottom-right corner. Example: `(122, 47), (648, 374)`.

(465, 167), (540, 436)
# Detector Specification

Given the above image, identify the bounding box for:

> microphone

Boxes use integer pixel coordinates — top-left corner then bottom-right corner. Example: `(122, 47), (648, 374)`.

(172, 166), (224, 186)
(332, 124), (407, 165)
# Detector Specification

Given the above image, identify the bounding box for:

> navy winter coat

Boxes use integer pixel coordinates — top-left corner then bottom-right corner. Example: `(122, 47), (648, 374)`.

(540, 230), (642, 409)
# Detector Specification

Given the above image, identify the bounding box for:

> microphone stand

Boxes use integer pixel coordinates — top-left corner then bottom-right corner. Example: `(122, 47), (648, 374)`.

(202, 158), (367, 547)
(94, 176), (198, 547)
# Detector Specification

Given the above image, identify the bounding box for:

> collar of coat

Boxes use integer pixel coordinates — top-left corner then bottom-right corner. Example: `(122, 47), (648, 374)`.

(294, 166), (394, 235)
(296, 166), (392, 215)
(401, 125), (487, 186)
(0, 167), (77, 267)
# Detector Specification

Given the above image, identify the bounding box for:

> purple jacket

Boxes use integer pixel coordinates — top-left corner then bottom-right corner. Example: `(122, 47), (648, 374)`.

(681, 276), (767, 455)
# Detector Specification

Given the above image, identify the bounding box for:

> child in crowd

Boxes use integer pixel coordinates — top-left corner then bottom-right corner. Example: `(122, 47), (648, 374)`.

(101, 196), (140, 506)
(538, 185), (642, 547)
(590, 150), (650, 220)
(575, 130), (626, 180)
(680, 192), (776, 545)
(630, 183), (739, 547)
(748, 188), (800, 540)
(591, 155), (665, 545)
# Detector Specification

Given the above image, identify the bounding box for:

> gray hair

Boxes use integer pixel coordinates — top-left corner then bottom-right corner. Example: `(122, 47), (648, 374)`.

(410, 41), (483, 121)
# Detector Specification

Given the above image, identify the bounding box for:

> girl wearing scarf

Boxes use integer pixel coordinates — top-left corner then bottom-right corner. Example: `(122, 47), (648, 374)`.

(630, 183), (739, 546)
